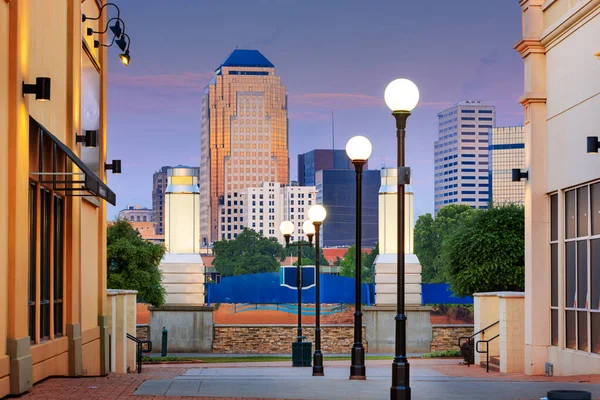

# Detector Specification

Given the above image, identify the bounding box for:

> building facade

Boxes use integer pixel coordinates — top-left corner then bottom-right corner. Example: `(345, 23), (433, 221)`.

(199, 49), (289, 244)
(315, 169), (379, 247)
(434, 101), (495, 214)
(489, 126), (525, 205)
(517, 0), (600, 375)
(1, 0), (117, 395)
(242, 182), (317, 244)
(117, 205), (152, 222)
(153, 166), (199, 235)
(297, 149), (353, 186)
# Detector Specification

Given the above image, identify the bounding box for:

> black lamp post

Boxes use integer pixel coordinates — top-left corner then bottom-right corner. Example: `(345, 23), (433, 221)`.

(346, 135), (373, 380)
(280, 220), (313, 367)
(384, 78), (420, 400)
(307, 205), (327, 376)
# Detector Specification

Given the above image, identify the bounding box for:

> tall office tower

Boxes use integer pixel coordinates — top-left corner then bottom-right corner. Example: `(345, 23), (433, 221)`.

(315, 169), (380, 247)
(242, 182), (317, 244)
(489, 126), (525, 205)
(297, 149), (354, 186)
(433, 101), (495, 215)
(153, 165), (200, 235)
(200, 49), (289, 243)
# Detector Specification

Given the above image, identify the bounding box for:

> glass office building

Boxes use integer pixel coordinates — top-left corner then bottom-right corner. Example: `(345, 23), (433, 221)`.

(489, 126), (525, 205)
(297, 149), (353, 186)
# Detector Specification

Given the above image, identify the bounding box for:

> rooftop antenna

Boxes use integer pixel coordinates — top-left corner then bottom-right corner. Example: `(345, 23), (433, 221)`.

(331, 110), (335, 151)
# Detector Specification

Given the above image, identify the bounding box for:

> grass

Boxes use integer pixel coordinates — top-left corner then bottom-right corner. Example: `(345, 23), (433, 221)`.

(422, 350), (461, 358)
(142, 355), (395, 364)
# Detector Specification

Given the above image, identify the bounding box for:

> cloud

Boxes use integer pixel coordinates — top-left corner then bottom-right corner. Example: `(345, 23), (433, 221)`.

(108, 71), (213, 93)
(289, 92), (452, 110)
(288, 110), (332, 122)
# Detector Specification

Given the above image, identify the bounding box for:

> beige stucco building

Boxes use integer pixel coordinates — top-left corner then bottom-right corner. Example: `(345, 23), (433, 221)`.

(0, 0), (121, 395)
(516, 0), (600, 375)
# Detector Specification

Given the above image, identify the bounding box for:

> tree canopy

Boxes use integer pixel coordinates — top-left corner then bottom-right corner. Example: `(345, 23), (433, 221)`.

(442, 204), (525, 297)
(414, 204), (474, 282)
(338, 243), (379, 283)
(212, 228), (286, 277)
(107, 219), (166, 306)
(285, 240), (329, 266)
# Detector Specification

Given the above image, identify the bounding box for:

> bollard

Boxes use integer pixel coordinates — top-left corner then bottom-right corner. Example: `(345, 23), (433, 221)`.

(161, 326), (168, 357)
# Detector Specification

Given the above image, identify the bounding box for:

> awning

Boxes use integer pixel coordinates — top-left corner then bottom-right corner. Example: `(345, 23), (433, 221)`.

(29, 117), (116, 205)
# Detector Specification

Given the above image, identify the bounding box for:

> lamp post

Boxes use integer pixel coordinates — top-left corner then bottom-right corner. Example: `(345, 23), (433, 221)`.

(384, 78), (420, 400)
(280, 220), (314, 367)
(346, 136), (373, 380)
(307, 205), (327, 376)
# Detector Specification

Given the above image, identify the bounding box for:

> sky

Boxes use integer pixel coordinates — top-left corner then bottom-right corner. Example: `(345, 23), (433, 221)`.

(105, 0), (524, 221)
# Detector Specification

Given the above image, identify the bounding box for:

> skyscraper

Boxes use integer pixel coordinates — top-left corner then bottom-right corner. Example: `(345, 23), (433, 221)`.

(433, 101), (495, 214)
(297, 149), (353, 186)
(200, 49), (289, 243)
(489, 126), (525, 205)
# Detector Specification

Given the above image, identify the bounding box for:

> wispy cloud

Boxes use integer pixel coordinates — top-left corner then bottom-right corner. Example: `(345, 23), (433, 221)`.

(109, 71), (213, 93)
(288, 110), (332, 122)
(289, 92), (452, 110)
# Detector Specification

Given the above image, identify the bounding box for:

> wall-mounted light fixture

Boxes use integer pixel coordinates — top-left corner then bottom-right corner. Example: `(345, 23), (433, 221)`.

(115, 33), (131, 66)
(82, 2), (120, 23)
(105, 160), (122, 174)
(22, 77), (51, 101)
(76, 130), (97, 148)
(87, 17), (124, 39)
(512, 168), (528, 182)
(587, 136), (599, 154)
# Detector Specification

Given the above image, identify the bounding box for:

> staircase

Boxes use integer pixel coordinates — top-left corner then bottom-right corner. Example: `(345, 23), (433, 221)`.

(480, 356), (500, 372)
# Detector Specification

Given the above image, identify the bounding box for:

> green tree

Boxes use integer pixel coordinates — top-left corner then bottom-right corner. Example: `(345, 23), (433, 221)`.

(415, 204), (474, 282)
(212, 228), (286, 277)
(285, 240), (329, 266)
(441, 204), (525, 297)
(107, 219), (166, 306)
(338, 243), (378, 283)
(292, 258), (314, 267)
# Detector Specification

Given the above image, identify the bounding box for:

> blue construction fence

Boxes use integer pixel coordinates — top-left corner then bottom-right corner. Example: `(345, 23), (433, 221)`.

(205, 273), (472, 306)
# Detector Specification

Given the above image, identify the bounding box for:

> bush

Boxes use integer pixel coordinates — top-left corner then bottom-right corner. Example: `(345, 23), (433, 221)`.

(460, 340), (475, 365)
(422, 349), (461, 358)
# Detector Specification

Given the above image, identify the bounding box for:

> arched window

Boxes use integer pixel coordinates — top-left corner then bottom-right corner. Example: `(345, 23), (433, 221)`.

(136, 216), (141, 222)
(143, 216), (147, 222)
(130, 216), (134, 221)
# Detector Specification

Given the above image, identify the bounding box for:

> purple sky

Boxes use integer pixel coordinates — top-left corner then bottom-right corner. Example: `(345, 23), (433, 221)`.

(105, 0), (524, 220)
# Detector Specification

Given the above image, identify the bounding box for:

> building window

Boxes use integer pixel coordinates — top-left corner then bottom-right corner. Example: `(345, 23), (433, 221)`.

(556, 184), (600, 353)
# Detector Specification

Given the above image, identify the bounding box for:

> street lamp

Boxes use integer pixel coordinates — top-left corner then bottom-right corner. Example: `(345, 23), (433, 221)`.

(346, 135), (373, 380)
(384, 78), (420, 400)
(280, 220), (314, 367)
(308, 205), (327, 376)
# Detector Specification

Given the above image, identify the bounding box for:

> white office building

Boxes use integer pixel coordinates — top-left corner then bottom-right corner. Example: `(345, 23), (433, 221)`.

(434, 101), (495, 215)
(243, 182), (317, 244)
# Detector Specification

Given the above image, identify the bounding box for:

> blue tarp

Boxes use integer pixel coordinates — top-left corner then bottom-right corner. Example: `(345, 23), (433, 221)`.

(421, 283), (473, 305)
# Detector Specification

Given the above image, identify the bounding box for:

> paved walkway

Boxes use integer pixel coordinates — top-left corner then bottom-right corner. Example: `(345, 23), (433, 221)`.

(133, 360), (600, 400)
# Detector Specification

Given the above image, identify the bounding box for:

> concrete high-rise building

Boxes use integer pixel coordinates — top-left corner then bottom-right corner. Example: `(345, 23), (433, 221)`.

(200, 49), (289, 243)
(242, 183), (317, 244)
(489, 126), (525, 205)
(153, 166), (199, 235)
(297, 149), (353, 186)
(315, 169), (380, 247)
(433, 101), (495, 214)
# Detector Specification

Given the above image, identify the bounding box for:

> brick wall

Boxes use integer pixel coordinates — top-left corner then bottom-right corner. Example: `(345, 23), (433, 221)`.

(213, 324), (366, 354)
(430, 324), (473, 352)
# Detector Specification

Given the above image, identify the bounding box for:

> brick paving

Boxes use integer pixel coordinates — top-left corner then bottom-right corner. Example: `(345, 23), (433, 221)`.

(14, 359), (600, 399)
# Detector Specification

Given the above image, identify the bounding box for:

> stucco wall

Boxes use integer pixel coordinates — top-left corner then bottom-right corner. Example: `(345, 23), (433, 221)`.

(213, 325), (366, 354)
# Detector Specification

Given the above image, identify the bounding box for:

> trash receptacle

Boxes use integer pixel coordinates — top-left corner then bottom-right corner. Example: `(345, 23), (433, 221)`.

(547, 390), (591, 400)
(292, 341), (312, 367)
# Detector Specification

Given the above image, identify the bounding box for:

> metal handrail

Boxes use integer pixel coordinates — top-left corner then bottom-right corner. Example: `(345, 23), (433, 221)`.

(126, 333), (152, 374)
(458, 320), (499, 367)
(476, 334), (500, 373)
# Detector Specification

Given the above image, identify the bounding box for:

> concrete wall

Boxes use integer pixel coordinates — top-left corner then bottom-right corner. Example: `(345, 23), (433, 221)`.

(363, 305), (432, 354)
(150, 305), (214, 353)
(213, 325), (366, 354)
(473, 293), (501, 365)
(106, 290), (137, 373)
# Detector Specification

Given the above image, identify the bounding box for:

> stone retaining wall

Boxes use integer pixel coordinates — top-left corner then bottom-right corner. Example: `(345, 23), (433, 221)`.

(430, 324), (473, 352)
(213, 324), (366, 354)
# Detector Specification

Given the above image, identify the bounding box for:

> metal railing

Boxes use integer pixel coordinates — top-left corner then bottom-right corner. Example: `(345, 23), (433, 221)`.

(476, 334), (500, 373)
(126, 333), (152, 374)
(458, 320), (499, 367)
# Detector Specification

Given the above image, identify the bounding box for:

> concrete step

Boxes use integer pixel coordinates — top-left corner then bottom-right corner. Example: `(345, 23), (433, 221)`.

(480, 357), (500, 372)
